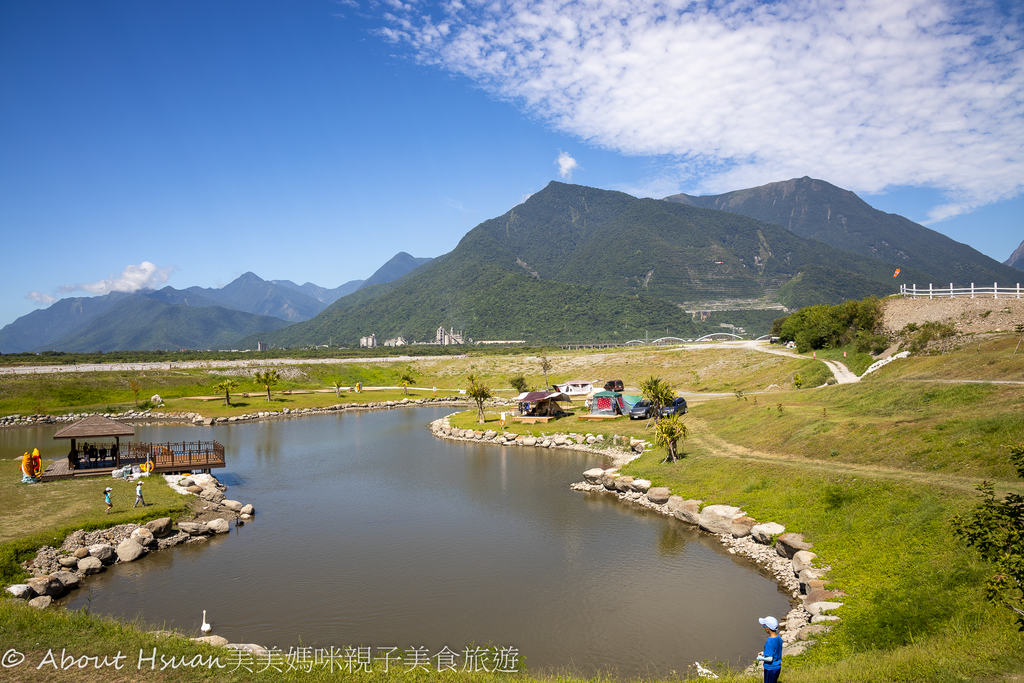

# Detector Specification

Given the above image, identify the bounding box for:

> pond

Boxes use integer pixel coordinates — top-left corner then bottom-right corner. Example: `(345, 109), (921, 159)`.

(4, 408), (791, 678)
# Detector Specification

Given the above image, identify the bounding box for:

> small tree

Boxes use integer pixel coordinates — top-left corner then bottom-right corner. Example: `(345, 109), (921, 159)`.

(654, 414), (689, 463)
(399, 371), (415, 395)
(1015, 323), (1024, 354)
(331, 379), (346, 398)
(128, 378), (141, 408)
(253, 369), (280, 402)
(214, 379), (238, 407)
(466, 374), (492, 424)
(539, 355), (552, 389)
(639, 375), (674, 421)
(953, 443), (1024, 629)
(508, 374), (529, 394)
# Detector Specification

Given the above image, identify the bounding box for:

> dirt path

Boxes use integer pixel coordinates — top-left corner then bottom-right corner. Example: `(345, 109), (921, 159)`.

(685, 417), (1024, 495)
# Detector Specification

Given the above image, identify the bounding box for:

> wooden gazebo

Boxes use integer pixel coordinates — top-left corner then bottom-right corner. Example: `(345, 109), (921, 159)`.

(42, 414), (225, 481)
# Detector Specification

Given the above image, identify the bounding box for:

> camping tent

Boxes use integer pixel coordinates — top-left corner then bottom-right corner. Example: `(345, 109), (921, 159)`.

(515, 391), (571, 417)
(590, 391), (626, 416)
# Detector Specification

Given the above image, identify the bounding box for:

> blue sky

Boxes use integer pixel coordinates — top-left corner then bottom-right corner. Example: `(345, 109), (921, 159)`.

(1, 0), (1021, 329)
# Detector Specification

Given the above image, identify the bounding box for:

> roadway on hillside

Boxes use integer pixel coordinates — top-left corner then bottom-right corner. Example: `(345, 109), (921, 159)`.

(0, 355), (463, 375)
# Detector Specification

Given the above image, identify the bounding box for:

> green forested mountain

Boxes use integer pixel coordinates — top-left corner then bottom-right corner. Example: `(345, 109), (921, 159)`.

(242, 181), (932, 347)
(44, 296), (290, 352)
(664, 177), (1020, 285)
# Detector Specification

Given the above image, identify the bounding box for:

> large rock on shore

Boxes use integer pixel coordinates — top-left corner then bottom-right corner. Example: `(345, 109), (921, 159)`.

(88, 544), (116, 564)
(613, 476), (634, 492)
(699, 505), (744, 535)
(78, 556), (105, 575)
(117, 538), (146, 562)
(145, 517), (174, 537)
(207, 518), (230, 534)
(177, 522), (209, 536)
(583, 468), (605, 485)
(52, 571), (80, 591)
(131, 528), (156, 547)
(7, 584), (35, 600)
(647, 487), (671, 504)
(750, 522), (785, 544)
(27, 576), (65, 598)
(240, 504), (254, 516)
(731, 516), (756, 538)
(776, 532), (813, 558)
(671, 499), (702, 525)
(199, 488), (225, 504)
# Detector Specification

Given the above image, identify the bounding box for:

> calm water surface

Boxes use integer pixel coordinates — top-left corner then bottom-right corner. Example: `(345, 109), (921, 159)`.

(5, 408), (790, 678)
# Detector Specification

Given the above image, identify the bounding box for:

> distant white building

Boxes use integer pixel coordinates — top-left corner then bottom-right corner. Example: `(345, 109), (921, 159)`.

(257, 341), (268, 352)
(383, 337), (407, 347)
(436, 326), (464, 345)
(359, 334), (377, 348)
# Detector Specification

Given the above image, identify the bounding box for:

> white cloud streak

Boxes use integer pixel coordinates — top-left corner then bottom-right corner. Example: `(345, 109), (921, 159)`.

(555, 150), (579, 178)
(380, 0), (1024, 219)
(56, 262), (176, 296)
(25, 292), (57, 305)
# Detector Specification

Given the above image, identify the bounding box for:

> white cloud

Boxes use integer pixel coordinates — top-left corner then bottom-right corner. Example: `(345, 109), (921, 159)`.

(381, 0), (1024, 210)
(57, 262), (176, 296)
(555, 151), (579, 179)
(25, 292), (56, 305)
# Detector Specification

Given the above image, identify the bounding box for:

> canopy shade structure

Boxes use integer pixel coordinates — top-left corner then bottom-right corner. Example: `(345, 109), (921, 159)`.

(53, 414), (135, 440)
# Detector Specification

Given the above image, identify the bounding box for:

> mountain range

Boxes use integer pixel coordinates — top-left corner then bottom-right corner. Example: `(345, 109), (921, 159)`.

(0, 253), (432, 353)
(5, 178), (1016, 352)
(1006, 239), (1024, 272)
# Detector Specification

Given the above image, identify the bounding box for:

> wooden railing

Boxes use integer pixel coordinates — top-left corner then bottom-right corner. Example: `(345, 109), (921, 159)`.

(900, 283), (1022, 299)
(116, 440), (225, 469)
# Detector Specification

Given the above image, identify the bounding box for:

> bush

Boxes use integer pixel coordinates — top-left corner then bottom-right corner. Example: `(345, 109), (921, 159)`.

(778, 296), (884, 352)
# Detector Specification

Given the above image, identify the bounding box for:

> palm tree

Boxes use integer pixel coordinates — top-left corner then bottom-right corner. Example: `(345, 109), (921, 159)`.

(466, 373), (492, 424)
(654, 414), (689, 463)
(253, 369), (280, 402)
(330, 379), (346, 398)
(399, 371), (415, 395)
(639, 375), (674, 421)
(214, 379), (238, 406)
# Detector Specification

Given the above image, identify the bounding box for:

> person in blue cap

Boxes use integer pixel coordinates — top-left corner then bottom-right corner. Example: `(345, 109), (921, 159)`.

(756, 615), (782, 682)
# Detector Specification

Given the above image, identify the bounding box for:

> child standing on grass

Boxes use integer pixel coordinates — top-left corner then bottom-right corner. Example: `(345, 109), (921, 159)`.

(104, 487), (113, 514)
(756, 615), (782, 683)
(133, 480), (145, 508)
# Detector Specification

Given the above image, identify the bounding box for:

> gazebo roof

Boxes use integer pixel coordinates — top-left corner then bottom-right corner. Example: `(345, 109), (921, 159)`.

(53, 414), (135, 440)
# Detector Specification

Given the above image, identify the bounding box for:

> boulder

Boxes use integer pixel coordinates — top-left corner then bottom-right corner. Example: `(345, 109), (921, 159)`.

(73, 547), (90, 559)
(191, 635), (229, 647)
(177, 522), (209, 536)
(522, 437), (537, 447)
(631, 479), (652, 493)
(776, 532), (813, 558)
(88, 544), (116, 564)
(186, 485), (203, 494)
(58, 555), (79, 568)
(52, 571), (80, 591)
(116, 538), (146, 562)
(553, 435), (567, 445)
(583, 468), (605, 485)
(131, 528), (156, 547)
(731, 516), (756, 538)
(28, 576), (65, 598)
(699, 505), (744, 535)
(240, 504), (255, 516)
(647, 487), (671, 504)
(145, 517), (174, 537)
(811, 614), (841, 624)
(78, 557), (105, 575)
(792, 550), (818, 574)
(805, 601), (843, 616)
(798, 568), (824, 589)
(613, 476), (634, 493)
(207, 518), (230, 534)
(804, 588), (838, 604)
(483, 430), (497, 439)
(672, 499), (702, 526)
(199, 487), (226, 504)
(29, 596), (53, 609)
(6, 584), (35, 600)
(782, 642), (810, 657)
(221, 500), (244, 512)
(602, 473), (618, 490)
(751, 522), (785, 545)
(797, 624), (831, 641)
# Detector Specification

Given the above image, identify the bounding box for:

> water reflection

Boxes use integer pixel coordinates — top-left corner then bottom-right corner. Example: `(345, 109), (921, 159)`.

(3, 409), (790, 679)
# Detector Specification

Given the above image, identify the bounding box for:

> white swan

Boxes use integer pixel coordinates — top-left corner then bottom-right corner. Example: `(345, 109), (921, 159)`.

(695, 662), (718, 679)
(201, 610), (211, 635)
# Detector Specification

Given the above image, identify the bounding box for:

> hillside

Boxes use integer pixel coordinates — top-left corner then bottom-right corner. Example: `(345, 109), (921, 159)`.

(243, 182), (934, 347)
(357, 252), (433, 290)
(42, 296), (290, 352)
(1006, 239), (1024, 271)
(664, 177), (1021, 286)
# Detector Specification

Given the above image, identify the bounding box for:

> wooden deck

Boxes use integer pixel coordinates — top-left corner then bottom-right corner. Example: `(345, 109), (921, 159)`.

(41, 440), (225, 481)
(511, 415), (555, 423)
(576, 414), (624, 421)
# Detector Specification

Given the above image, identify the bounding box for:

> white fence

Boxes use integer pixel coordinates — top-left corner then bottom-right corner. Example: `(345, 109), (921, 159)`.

(900, 283), (1022, 299)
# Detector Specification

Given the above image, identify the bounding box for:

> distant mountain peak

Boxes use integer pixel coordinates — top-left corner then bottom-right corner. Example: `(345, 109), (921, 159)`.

(1006, 239), (1024, 271)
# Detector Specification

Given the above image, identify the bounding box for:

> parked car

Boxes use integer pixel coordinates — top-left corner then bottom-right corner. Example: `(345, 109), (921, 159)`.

(603, 379), (624, 392)
(662, 397), (689, 417)
(629, 400), (653, 419)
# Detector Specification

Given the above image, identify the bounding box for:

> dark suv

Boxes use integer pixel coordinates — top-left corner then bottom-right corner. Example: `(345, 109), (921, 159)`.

(603, 380), (624, 392)
(662, 397), (688, 417)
